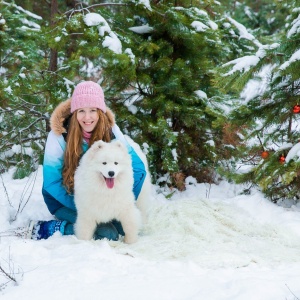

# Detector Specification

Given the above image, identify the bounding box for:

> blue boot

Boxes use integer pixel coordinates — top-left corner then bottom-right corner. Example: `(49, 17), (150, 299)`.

(27, 220), (67, 240)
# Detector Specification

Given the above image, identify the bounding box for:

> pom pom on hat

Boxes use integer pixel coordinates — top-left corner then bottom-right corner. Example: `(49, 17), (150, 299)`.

(71, 81), (106, 113)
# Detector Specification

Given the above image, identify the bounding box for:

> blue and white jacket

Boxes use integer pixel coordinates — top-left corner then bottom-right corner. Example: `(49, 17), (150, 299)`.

(42, 99), (146, 215)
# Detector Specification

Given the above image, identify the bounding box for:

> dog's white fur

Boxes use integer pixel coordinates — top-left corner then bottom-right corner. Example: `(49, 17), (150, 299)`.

(74, 139), (150, 244)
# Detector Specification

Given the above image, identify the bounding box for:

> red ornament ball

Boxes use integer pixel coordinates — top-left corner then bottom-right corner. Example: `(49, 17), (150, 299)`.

(279, 155), (285, 164)
(293, 104), (300, 114)
(261, 151), (269, 159)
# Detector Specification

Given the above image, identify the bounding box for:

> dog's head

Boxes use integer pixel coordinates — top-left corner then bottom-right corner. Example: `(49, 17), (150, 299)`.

(83, 140), (131, 189)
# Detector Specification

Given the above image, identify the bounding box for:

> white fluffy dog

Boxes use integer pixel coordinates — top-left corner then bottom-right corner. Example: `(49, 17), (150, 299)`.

(74, 139), (149, 244)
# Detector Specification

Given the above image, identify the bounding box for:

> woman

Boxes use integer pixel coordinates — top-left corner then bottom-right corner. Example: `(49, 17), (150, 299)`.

(27, 81), (146, 240)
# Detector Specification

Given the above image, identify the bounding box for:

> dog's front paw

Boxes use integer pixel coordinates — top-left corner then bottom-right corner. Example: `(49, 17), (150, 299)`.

(124, 234), (138, 244)
(75, 222), (95, 240)
(76, 232), (93, 240)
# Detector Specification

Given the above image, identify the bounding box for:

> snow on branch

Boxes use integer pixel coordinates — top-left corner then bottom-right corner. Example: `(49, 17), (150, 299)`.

(129, 24), (153, 34)
(83, 13), (122, 54)
(2, 1), (42, 20)
(226, 16), (262, 48)
(222, 55), (260, 76)
(279, 49), (300, 70)
(222, 43), (279, 76)
(287, 12), (300, 38)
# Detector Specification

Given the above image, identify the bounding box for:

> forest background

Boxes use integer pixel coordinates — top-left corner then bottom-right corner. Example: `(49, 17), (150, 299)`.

(1, 0), (300, 204)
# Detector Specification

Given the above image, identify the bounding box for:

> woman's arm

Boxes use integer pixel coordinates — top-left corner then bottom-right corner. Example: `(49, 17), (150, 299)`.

(43, 131), (76, 213)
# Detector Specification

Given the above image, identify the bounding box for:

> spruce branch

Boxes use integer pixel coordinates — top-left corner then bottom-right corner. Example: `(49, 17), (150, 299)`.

(65, 2), (128, 17)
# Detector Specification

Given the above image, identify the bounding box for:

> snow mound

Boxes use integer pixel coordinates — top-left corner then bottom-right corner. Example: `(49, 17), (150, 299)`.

(112, 197), (300, 268)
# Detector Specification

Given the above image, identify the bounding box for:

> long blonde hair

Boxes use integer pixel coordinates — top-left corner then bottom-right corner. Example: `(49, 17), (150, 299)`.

(62, 109), (113, 194)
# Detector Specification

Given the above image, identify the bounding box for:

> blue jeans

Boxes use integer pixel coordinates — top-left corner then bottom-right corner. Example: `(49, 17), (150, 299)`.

(54, 207), (125, 241)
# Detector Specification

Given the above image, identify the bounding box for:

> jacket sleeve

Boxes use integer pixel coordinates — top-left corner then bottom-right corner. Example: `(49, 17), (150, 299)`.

(112, 124), (147, 200)
(43, 131), (76, 211)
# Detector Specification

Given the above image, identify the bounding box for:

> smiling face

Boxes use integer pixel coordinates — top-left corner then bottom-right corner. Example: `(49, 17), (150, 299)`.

(76, 107), (99, 132)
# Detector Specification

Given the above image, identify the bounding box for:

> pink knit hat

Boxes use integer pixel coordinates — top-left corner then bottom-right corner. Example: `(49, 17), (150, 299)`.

(71, 81), (106, 113)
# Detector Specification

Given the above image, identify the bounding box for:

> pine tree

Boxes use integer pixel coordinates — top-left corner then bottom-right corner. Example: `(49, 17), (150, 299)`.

(0, 2), (44, 177)
(216, 0), (300, 202)
(0, 1), (70, 178)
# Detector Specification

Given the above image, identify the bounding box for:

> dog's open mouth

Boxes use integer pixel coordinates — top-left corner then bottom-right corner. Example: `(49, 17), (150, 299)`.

(104, 177), (115, 189)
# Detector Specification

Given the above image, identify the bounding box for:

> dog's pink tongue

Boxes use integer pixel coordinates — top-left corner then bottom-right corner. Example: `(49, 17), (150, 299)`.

(105, 178), (115, 189)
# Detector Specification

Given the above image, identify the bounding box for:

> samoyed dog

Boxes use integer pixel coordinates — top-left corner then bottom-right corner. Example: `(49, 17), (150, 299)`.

(74, 139), (150, 244)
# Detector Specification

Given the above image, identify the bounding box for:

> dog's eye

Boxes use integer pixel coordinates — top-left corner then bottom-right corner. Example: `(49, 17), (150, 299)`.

(103, 162), (107, 165)
(114, 162), (118, 165)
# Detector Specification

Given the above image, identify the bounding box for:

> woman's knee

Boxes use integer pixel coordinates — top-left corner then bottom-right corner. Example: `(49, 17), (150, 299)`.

(54, 207), (77, 224)
(94, 222), (119, 241)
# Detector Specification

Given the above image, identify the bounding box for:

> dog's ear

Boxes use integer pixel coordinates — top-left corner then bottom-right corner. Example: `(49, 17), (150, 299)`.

(86, 140), (106, 160)
(90, 140), (106, 150)
(114, 140), (122, 147)
(113, 140), (127, 151)
(96, 140), (106, 149)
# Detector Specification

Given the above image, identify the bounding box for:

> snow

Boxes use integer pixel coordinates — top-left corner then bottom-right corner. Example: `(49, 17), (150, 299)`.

(194, 90), (207, 99)
(3, 86), (12, 94)
(16, 51), (25, 58)
(11, 144), (33, 157)
(286, 142), (300, 163)
(240, 64), (273, 103)
(206, 140), (215, 147)
(279, 49), (300, 70)
(84, 13), (122, 54)
(1, 167), (300, 299)
(20, 18), (40, 30)
(124, 48), (135, 64)
(226, 16), (258, 43)
(222, 44), (279, 76)
(137, 0), (152, 11)
(0, 67), (7, 75)
(128, 24), (153, 34)
(277, 142), (294, 152)
(222, 55), (260, 76)
(208, 20), (218, 30)
(83, 13), (103, 27)
(287, 13), (300, 37)
(6, 2), (42, 20)
(171, 148), (178, 161)
(103, 32), (122, 55)
(191, 21), (209, 32)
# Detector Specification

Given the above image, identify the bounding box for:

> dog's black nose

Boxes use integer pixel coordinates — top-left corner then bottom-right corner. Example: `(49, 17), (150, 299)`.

(108, 171), (115, 177)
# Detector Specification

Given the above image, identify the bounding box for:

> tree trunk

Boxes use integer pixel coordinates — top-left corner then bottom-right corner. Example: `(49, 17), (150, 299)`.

(48, 0), (58, 72)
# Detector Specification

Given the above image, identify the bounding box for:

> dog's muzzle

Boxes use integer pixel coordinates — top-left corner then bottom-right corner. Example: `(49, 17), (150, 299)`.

(104, 171), (115, 189)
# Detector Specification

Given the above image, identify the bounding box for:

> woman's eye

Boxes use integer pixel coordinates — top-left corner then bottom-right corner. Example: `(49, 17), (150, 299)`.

(114, 162), (118, 165)
(103, 162), (107, 165)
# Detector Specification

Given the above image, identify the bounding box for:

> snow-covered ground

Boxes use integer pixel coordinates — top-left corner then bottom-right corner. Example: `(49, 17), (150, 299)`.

(1, 166), (300, 300)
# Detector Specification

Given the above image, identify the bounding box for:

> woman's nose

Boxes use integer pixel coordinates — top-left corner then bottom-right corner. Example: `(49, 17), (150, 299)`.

(83, 112), (91, 119)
